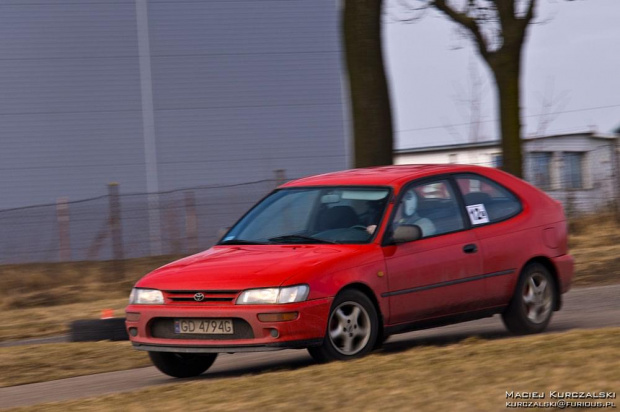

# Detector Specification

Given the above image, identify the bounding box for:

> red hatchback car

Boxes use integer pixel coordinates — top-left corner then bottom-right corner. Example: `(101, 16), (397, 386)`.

(126, 165), (574, 377)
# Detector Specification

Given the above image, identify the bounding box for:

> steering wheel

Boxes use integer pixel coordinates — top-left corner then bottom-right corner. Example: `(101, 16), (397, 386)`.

(349, 225), (369, 231)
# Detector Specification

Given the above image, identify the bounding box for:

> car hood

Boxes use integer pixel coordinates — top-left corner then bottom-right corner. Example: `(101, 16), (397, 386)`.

(136, 244), (368, 291)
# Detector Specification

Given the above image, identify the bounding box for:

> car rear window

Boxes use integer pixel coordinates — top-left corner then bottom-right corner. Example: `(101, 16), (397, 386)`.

(455, 174), (522, 225)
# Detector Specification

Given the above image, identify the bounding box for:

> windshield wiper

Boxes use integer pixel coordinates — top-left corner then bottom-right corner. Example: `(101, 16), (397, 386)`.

(268, 234), (338, 244)
(218, 239), (266, 245)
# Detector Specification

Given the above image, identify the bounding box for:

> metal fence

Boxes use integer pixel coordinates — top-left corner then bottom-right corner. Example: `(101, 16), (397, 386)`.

(1, 147), (618, 265)
(0, 178), (281, 264)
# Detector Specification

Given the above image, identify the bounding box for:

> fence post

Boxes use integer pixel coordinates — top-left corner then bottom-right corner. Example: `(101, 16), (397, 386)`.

(56, 197), (71, 261)
(611, 140), (620, 223)
(274, 169), (286, 187)
(185, 191), (199, 254)
(147, 193), (162, 256)
(108, 183), (124, 279)
(164, 198), (182, 254)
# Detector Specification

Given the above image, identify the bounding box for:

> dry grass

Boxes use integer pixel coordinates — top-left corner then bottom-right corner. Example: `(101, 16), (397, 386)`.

(0, 341), (150, 387)
(0, 216), (617, 342)
(0, 254), (185, 342)
(5, 328), (620, 411)
(1, 215), (617, 312)
(569, 214), (620, 286)
(0, 255), (185, 310)
(0, 298), (128, 341)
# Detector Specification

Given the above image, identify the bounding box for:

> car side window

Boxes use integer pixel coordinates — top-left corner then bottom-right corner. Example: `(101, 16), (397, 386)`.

(392, 179), (465, 238)
(455, 174), (522, 225)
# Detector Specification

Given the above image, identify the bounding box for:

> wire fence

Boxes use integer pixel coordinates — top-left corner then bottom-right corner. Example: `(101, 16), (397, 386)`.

(1, 144), (618, 266)
(0, 178), (281, 265)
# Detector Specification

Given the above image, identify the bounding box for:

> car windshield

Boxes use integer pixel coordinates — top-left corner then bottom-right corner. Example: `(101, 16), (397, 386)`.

(220, 187), (391, 245)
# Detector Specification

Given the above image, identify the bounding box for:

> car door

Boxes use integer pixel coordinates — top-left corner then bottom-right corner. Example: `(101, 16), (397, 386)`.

(454, 173), (525, 308)
(382, 178), (484, 325)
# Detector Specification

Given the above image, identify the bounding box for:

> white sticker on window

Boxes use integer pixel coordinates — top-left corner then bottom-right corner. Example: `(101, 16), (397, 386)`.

(467, 204), (490, 225)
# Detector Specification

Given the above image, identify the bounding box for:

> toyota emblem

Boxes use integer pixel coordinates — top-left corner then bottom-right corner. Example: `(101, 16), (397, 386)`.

(193, 293), (205, 302)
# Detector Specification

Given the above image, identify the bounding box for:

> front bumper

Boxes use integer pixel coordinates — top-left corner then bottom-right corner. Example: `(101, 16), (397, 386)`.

(132, 339), (324, 353)
(125, 297), (332, 353)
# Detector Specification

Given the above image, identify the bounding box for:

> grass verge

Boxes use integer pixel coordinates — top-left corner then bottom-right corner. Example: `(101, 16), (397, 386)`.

(0, 341), (150, 387)
(0, 298), (128, 342)
(0, 255), (184, 310)
(569, 214), (620, 286)
(0, 214), (617, 342)
(5, 328), (620, 411)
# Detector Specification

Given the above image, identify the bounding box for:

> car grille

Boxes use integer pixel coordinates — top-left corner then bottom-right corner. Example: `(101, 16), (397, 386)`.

(164, 290), (239, 305)
(150, 318), (254, 340)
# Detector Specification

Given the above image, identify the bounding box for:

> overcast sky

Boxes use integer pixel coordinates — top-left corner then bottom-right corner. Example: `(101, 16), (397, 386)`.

(384, 0), (620, 149)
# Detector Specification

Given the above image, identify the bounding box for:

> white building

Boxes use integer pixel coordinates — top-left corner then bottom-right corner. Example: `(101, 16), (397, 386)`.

(395, 132), (620, 214)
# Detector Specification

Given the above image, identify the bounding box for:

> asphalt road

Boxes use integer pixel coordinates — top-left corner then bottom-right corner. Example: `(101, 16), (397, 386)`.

(2, 284), (619, 409)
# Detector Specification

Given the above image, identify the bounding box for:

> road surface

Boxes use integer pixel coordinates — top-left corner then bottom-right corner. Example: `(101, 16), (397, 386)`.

(2, 284), (619, 409)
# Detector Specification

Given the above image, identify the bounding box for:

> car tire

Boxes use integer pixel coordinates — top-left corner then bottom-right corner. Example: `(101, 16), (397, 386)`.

(69, 318), (128, 342)
(148, 352), (218, 378)
(502, 263), (557, 335)
(308, 289), (379, 363)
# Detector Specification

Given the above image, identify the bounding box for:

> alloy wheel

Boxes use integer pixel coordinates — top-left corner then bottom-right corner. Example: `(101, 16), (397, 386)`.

(522, 272), (553, 324)
(328, 301), (372, 355)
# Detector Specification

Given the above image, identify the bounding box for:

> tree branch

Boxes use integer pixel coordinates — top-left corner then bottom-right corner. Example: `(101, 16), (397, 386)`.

(431, 0), (490, 59)
(523, 0), (536, 24)
(392, 0), (429, 24)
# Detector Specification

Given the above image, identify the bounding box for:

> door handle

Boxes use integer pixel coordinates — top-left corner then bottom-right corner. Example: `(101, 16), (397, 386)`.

(463, 244), (478, 254)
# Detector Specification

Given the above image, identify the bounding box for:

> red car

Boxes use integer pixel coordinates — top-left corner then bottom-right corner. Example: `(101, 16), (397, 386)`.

(126, 165), (574, 377)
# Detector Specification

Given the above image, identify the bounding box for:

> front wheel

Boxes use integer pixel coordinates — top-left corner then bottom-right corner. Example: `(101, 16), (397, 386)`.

(149, 352), (217, 378)
(308, 289), (379, 363)
(502, 263), (557, 335)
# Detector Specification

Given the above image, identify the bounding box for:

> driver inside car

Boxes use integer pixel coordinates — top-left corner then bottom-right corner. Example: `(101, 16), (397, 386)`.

(394, 189), (436, 237)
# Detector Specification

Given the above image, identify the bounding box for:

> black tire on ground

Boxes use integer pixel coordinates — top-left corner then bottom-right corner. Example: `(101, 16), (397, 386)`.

(502, 262), (557, 335)
(308, 289), (379, 363)
(69, 318), (128, 342)
(148, 352), (218, 378)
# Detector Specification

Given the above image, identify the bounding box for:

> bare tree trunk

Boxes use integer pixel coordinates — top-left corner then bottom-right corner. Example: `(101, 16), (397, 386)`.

(343, 0), (394, 168)
(490, 54), (523, 177)
(429, 0), (537, 179)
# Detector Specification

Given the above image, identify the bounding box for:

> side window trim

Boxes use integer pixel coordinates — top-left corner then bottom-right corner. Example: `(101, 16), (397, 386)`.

(381, 174), (469, 246)
(447, 175), (473, 230)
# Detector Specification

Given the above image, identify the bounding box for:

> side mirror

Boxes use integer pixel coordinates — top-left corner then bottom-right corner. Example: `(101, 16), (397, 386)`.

(392, 224), (422, 244)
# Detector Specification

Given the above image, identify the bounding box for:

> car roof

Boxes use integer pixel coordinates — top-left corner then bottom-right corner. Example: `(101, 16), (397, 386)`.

(281, 164), (500, 190)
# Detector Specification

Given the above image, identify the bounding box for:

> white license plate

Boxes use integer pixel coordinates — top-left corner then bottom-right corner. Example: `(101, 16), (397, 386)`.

(174, 319), (234, 335)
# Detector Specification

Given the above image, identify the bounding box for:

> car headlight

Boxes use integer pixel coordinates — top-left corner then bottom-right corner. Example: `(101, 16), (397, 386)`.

(129, 288), (164, 305)
(236, 285), (309, 305)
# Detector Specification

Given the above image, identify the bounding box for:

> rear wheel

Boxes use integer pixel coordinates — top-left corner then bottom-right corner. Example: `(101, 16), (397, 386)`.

(148, 352), (217, 378)
(308, 289), (379, 363)
(502, 263), (556, 335)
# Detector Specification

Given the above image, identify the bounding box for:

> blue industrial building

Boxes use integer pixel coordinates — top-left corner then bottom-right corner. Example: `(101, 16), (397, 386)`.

(0, 0), (349, 262)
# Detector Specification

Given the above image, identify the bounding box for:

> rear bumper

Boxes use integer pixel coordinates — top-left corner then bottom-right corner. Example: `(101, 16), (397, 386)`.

(125, 297), (332, 353)
(552, 253), (574, 294)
